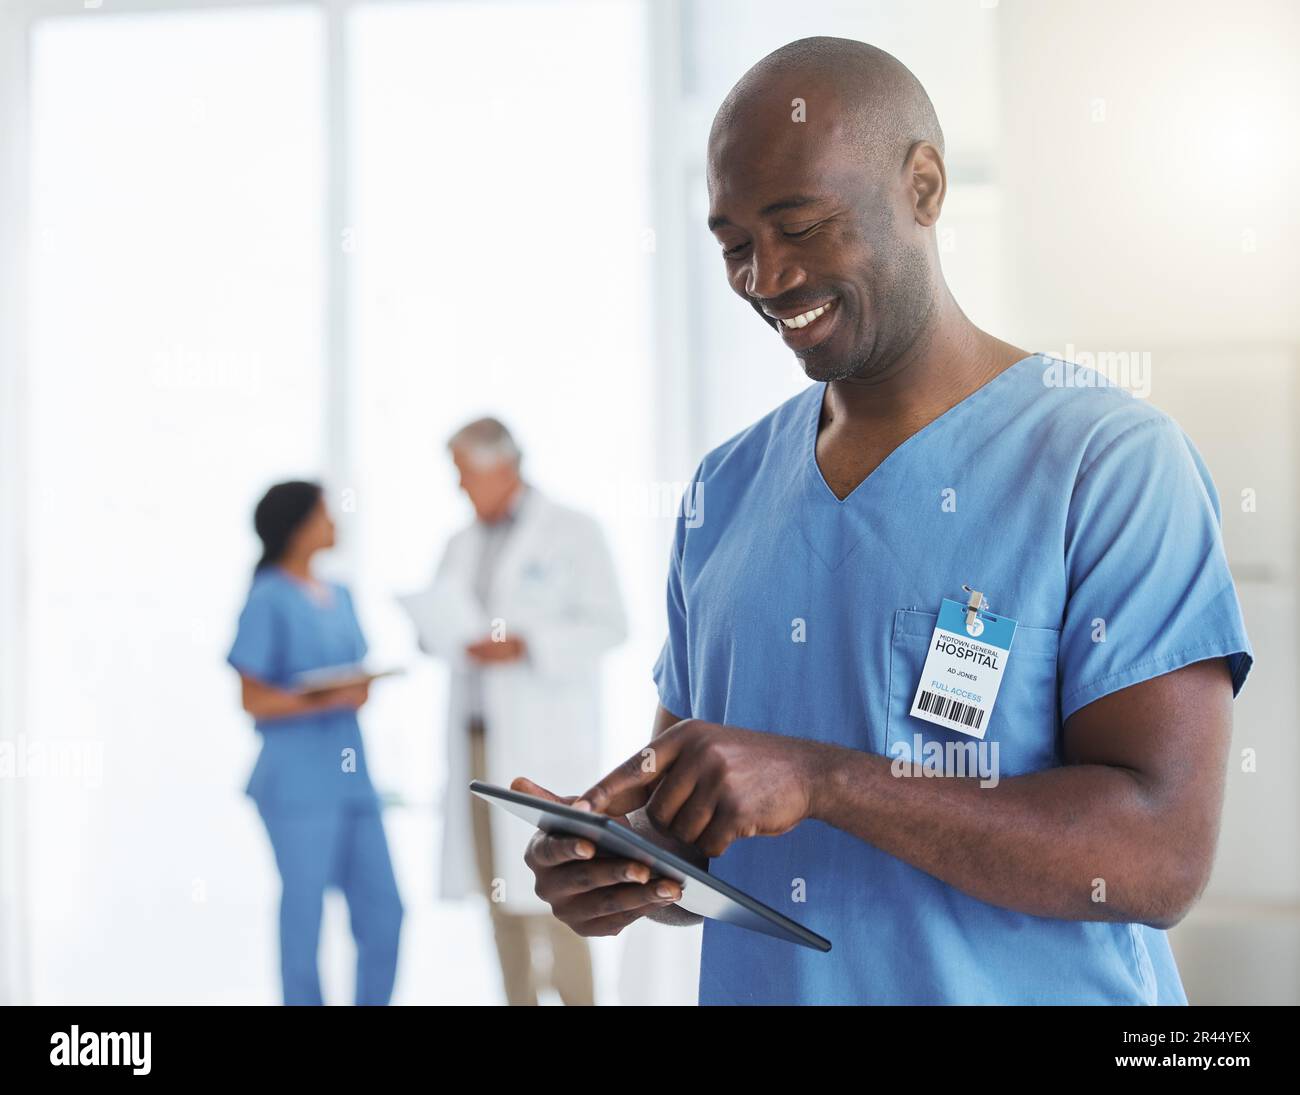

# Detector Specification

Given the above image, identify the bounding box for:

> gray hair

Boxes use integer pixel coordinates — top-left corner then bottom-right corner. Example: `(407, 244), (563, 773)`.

(447, 416), (522, 469)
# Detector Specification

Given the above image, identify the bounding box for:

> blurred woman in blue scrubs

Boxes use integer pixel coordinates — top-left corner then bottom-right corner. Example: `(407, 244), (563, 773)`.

(228, 481), (402, 1006)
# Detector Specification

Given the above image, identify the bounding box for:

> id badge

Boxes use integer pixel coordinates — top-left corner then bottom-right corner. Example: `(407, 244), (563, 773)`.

(909, 597), (1018, 740)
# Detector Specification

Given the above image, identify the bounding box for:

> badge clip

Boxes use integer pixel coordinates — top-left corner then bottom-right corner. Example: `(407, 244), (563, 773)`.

(961, 584), (989, 632)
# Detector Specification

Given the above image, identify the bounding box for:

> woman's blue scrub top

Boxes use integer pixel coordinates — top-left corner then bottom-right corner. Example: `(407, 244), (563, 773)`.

(653, 354), (1254, 1005)
(227, 568), (377, 810)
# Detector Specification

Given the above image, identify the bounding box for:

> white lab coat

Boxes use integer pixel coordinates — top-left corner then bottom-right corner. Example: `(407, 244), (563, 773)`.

(410, 487), (627, 915)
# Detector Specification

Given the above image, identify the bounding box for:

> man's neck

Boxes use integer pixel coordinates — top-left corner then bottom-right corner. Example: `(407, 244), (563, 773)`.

(822, 296), (1023, 437)
(482, 480), (526, 525)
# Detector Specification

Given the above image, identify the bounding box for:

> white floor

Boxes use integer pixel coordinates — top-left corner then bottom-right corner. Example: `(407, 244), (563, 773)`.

(24, 803), (700, 1006)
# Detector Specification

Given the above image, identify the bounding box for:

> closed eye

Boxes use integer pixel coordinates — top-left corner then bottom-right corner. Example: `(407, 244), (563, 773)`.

(720, 220), (823, 258)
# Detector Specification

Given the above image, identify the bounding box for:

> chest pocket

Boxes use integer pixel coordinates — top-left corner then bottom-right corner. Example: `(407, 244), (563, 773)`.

(886, 609), (1062, 778)
(499, 553), (571, 619)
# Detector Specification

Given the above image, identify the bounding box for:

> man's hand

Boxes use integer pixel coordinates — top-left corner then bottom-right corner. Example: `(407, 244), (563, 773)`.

(577, 720), (825, 858)
(466, 636), (527, 663)
(513, 777), (684, 937)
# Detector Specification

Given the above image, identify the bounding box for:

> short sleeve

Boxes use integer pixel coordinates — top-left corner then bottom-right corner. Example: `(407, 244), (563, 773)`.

(651, 485), (694, 721)
(339, 585), (368, 662)
(1059, 414), (1254, 723)
(227, 582), (282, 683)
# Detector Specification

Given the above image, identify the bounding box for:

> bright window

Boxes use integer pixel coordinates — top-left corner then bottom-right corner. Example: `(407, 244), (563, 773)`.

(27, 6), (325, 1003)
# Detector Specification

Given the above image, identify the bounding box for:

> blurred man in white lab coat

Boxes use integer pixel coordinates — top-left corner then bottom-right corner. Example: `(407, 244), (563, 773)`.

(412, 417), (627, 1005)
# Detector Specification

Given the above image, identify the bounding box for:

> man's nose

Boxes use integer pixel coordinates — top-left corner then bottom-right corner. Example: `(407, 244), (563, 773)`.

(742, 239), (807, 301)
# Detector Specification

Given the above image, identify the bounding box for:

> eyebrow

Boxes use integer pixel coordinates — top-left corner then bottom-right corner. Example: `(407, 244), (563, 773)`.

(707, 194), (825, 232)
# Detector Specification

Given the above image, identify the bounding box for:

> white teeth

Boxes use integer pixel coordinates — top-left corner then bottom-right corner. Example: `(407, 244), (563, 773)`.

(781, 303), (832, 329)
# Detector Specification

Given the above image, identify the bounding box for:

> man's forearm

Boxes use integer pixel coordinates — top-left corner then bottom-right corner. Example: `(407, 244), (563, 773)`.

(808, 744), (1206, 928)
(626, 808), (705, 927)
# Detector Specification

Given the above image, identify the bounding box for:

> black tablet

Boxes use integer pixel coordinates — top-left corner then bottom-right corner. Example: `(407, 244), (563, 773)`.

(470, 780), (832, 952)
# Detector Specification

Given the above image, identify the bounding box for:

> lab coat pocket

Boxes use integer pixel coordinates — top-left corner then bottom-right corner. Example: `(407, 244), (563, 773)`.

(500, 553), (569, 621)
(886, 609), (1061, 779)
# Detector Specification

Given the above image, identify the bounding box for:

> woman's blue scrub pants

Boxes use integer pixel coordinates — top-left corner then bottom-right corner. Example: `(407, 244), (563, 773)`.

(258, 800), (403, 1005)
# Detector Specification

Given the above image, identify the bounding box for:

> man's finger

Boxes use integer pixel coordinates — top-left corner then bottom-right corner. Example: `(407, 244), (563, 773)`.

(653, 777), (716, 846)
(578, 732), (687, 816)
(544, 856), (653, 896)
(642, 764), (702, 837)
(580, 881), (685, 936)
(511, 778), (597, 863)
(563, 879), (683, 923)
(527, 832), (597, 869)
(510, 776), (575, 806)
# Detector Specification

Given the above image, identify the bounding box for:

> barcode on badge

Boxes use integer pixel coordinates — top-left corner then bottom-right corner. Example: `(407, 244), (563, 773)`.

(916, 689), (985, 731)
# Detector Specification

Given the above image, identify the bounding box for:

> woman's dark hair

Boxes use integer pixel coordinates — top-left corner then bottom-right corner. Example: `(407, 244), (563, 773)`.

(253, 480), (323, 573)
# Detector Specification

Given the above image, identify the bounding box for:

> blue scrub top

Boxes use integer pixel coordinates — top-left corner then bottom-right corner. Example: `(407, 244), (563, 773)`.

(227, 568), (378, 810)
(653, 353), (1253, 1005)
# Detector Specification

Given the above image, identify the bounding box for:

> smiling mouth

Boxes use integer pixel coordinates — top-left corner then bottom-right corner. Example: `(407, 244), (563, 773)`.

(770, 299), (836, 330)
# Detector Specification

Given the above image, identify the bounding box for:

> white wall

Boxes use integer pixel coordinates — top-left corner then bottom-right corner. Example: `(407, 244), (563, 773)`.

(998, 0), (1300, 349)
(0, 0), (32, 1008)
(21, 4), (327, 1004)
(994, 0), (1300, 1003)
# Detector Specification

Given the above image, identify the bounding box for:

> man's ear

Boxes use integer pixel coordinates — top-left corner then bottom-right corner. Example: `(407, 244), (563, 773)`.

(906, 141), (947, 227)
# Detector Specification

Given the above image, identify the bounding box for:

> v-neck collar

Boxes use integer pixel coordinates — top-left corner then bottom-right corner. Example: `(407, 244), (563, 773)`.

(793, 353), (1041, 573)
(805, 352), (1042, 506)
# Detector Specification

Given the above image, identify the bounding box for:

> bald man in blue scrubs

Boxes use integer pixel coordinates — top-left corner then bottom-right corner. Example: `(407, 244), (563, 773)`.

(517, 37), (1253, 1005)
